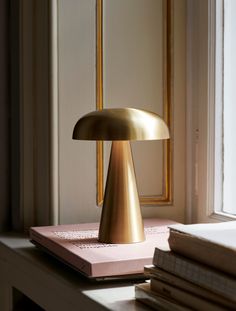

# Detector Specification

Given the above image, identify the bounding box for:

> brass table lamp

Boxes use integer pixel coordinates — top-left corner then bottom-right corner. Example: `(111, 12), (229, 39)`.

(73, 108), (169, 244)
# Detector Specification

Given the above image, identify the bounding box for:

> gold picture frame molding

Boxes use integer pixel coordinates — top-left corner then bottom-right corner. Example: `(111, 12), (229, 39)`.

(96, 0), (173, 206)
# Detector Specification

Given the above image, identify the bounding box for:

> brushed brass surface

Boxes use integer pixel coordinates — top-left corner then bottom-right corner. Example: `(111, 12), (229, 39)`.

(73, 108), (169, 243)
(73, 108), (169, 141)
(98, 141), (145, 243)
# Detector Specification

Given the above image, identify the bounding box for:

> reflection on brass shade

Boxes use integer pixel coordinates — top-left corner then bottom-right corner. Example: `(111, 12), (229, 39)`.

(73, 108), (169, 244)
(73, 108), (169, 141)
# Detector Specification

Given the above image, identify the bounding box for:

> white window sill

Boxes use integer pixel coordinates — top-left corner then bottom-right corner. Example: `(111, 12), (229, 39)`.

(0, 234), (148, 311)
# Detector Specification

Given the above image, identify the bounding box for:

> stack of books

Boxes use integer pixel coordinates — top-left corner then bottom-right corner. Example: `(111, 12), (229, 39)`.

(135, 221), (236, 310)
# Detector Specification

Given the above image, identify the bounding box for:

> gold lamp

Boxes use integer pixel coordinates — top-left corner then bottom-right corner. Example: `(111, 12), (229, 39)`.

(73, 108), (169, 244)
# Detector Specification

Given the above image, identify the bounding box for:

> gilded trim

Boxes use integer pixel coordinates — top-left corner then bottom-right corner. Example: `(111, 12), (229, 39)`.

(96, 0), (173, 206)
(96, 0), (104, 205)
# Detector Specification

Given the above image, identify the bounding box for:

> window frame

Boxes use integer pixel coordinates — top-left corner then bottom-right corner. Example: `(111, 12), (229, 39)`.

(187, 0), (236, 223)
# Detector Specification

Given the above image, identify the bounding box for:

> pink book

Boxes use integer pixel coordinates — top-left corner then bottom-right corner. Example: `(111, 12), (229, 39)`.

(30, 219), (177, 279)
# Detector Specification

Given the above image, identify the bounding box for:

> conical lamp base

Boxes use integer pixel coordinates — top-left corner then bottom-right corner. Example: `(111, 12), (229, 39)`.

(98, 141), (145, 244)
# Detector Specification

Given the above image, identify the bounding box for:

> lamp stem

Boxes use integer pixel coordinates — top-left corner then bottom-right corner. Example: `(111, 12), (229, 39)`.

(98, 141), (145, 243)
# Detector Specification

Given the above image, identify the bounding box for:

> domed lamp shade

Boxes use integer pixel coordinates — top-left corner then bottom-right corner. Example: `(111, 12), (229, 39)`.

(73, 108), (169, 244)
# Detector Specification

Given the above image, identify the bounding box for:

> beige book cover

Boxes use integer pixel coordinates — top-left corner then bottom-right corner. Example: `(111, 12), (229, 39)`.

(168, 221), (236, 277)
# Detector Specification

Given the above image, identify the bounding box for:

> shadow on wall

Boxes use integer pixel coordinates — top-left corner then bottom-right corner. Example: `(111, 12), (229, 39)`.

(0, 0), (10, 232)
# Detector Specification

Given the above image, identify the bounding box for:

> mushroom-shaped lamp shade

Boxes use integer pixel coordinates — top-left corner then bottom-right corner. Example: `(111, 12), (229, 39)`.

(73, 108), (169, 141)
(73, 108), (170, 244)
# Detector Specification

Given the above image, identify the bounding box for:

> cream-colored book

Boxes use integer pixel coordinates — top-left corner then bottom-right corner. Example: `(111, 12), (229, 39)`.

(153, 247), (236, 302)
(168, 221), (236, 277)
(145, 265), (236, 309)
(135, 283), (191, 311)
(150, 278), (228, 311)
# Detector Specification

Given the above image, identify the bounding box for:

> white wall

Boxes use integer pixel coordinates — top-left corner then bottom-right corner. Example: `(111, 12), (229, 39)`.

(103, 0), (163, 196)
(58, 0), (99, 223)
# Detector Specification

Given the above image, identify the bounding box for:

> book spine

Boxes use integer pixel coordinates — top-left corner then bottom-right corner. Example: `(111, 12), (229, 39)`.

(150, 278), (227, 311)
(153, 248), (236, 302)
(145, 266), (236, 309)
(135, 284), (191, 311)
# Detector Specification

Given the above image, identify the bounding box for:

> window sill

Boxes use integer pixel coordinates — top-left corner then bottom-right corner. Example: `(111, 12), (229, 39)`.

(199, 211), (236, 223)
(0, 233), (148, 311)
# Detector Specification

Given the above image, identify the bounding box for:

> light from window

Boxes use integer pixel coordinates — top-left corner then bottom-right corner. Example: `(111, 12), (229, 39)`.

(217, 0), (236, 215)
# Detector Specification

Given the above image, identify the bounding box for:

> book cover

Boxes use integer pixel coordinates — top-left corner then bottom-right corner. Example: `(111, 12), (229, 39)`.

(153, 248), (236, 302)
(168, 221), (236, 277)
(144, 265), (236, 310)
(150, 277), (228, 311)
(135, 283), (191, 311)
(30, 218), (176, 278)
